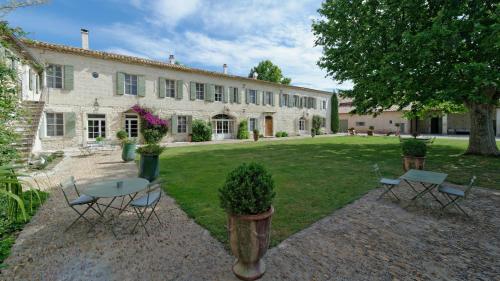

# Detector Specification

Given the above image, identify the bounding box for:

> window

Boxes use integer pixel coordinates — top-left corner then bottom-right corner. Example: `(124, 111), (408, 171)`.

(87, 114), (106, 139)
(177, 116), (187, 133)
(265, 92), (273, 105)
(355, 122), (365, 126)
(231, 87), (238, 102)
(124, 74), (138, 96)
(281, 94), (289, 106)
(248, 89), (257, 104)
(299, 118), (306, 131)
(248, 118), (257, 131)
(165, 79), (175, 98)
(46, 64), (63, 89)
(46, 113), (64, 137)
(195, 83), (205, 100)
(125, 115), (139, 138)
(322, 100), (327, 110)
(321, 118), (326, 128)
(215, 85), (223, 102)
(293, 96), (300, 107)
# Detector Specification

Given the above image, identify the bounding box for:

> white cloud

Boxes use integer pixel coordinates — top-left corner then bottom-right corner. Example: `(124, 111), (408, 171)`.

(130, 0), (200, 28)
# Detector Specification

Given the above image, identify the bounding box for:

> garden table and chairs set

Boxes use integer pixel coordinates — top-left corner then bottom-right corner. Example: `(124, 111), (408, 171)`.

(373, 164), (476, 216)
(60, 176), (164, 236)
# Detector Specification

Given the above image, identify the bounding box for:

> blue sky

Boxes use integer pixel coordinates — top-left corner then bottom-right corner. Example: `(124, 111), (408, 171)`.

(5, 0), (352, 91)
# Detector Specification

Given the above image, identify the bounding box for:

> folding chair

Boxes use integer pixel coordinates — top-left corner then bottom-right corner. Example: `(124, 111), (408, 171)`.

(373, 164), (401, 200)
(438, 176), (476, 217)
(130, 179), (164, 236)
(60, 176), (102, 232)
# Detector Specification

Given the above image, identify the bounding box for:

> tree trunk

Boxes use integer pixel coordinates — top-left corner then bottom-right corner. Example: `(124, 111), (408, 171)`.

(465, 102), (499, 156)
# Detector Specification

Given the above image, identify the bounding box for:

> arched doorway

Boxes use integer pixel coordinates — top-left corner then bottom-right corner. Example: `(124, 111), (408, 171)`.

(265, 116), (273, 137)
(211, 114), (235, 140)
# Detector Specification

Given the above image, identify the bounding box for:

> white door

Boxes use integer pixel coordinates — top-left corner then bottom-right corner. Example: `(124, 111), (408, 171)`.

(125, 115), (139, 138)
(212, 119), (234, 140)
(299, 118), (307, 135)
(87, 114), (106, 140)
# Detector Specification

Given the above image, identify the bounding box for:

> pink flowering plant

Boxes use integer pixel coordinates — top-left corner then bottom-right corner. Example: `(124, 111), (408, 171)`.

(131, 104), (169, 144)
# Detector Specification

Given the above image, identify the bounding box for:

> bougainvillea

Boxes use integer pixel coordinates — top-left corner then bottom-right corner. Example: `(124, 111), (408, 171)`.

(131, 104), (169, 144)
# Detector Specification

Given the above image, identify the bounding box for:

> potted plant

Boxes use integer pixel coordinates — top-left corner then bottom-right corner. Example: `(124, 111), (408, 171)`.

(121, 138), (136, 162)
(367, 125), (374, 136)
(401, 138), (427, 171)
(116, 130), (128, 146)
(348, 127), (356, 135)
(136, 144), (165, 181)
(253, 129), (259, 141)
(95, 136), (104, 143)
(219, 163), (275, 280)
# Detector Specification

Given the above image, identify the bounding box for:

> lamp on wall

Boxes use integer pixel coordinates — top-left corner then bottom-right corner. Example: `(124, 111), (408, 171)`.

(93, 98), (99, 112)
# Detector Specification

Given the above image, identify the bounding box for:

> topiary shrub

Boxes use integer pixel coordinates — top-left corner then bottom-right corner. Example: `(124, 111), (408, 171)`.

(191, 119), (212, 142)
(401, 139), (427, 157)
(312, 115), (322, 135)
(219, 163), (275, 215)
(237, 120), (249, 139)
(116, 130), (127, 141)
(142, 128), (167, 144)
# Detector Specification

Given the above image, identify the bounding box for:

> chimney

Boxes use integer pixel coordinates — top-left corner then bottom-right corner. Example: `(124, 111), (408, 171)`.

(81, 28), (89, 50)
(169, 55), (175, 64)
(223, 64), (228, 74)
(252, 72), (258, 79)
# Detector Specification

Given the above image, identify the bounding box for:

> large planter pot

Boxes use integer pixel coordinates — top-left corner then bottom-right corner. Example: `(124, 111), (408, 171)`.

(253, 133), (259, 142)
(121, 143), (136, 162)
(403, 155), (426, 171)
(367, 130), (373, 136)
(139, 154), (160, 181)
(229, 206), (274, 281)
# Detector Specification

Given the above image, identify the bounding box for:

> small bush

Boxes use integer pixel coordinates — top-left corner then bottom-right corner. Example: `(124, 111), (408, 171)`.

(368, 126), (374, 131)
(401, 139), (427, 157)
(142, 128), (167, 144)
(237, 120), (249, 139)
(312, 115), (322, 135)
(136, 144), (165, 155)
(219, 163), (275, 215)
(191, 119), (212, 142)
(116, 130), (127, 141)
(275, 131), (288, 137)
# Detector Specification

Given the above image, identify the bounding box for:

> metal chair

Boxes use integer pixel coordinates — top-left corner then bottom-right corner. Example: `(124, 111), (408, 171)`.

(130, 179), (164, 236)
(438, 176), (476, 217)
(60, 176), (102, 231)
(373, 164), (401, 200)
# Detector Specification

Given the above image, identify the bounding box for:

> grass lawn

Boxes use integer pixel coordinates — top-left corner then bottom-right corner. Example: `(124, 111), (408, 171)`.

(159, 136), (500, 247)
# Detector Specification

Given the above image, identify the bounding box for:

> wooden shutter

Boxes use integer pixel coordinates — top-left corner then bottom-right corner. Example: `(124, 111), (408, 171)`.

(171, 114), (178, 134)
(39, 112), (46, 138)
(223, 87), (229, 103)
(176, 80), (183, 100)
(271, 92), (275, 106)
(64, 112), (76, 137)
(190, 82), (196, 100)
(313, 98), (317, 109)
(63, 65), (74, 90)
(137, 75), (146, 97)
(206, 84), (215, 102)
(187, 116), (193, 134)
(262, 92), (266, 105)
(228, 87), (234, 103)
(236, 88), (241, 104)
(256, 91), (261, 105)
(245, 89), (249, 104)
(279, 93), (283, 107)
(116, 72), (125, 95)
(158, 78), (166, 98)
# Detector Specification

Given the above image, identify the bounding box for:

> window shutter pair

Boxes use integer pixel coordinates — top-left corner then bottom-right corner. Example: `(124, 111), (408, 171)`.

(116, 72), (125, 95)
(206, 84), (215, 102)
(63, 65), (74, 90)
(158, 78), (166, 98)
(64, 112), (76, 137)
(189, 82), (196, 100)
(176, 80), (183, 100)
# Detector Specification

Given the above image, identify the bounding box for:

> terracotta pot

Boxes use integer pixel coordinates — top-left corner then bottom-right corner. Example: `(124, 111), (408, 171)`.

(253, 132), (259, 141)
(228, 206), (274, 281)
(403, 155), (426, 171)
(187, 134), (192, 142)
(367, 130), (373, 136)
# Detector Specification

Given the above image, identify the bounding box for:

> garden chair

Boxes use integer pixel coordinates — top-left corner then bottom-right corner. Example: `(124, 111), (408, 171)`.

(438, 176), (476, 217)
(130, 179), (164, 236)
(373, 164), (401, 200)
(60, 176), (102, 231)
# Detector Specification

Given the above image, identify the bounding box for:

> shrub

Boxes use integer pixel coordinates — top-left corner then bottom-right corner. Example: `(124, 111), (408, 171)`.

(275, 132), (282, 137)
(219, 163), (275, 215)
(275, 131), (288, 137)
(368, 126), (375, 131)
(116, 130), (127, 141)
(136, 144), (165, 156)
(95, 136), (104, 142)
(191, 119), (212, 142)
(401, 139), (427, 157)
(142, 128), (167, 144)
(237, 120), (249, 139)
(331, 93), (339, 133)
(312, 115), (322, 135)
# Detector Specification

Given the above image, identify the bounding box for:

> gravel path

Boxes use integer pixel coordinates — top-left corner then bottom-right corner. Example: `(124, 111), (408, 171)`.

(1, 150), (499, 280)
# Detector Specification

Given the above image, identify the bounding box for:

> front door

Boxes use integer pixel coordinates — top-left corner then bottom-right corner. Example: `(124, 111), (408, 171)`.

(265, 116), (273, 136)
(431, 117), (440, 134)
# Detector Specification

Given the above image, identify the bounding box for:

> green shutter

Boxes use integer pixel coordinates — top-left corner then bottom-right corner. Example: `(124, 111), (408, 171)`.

(158, 78), (166, 98)
(63, 65), (74, 90)
(223, 86), (229, 103)
(116, 72), (125, 95)
(271, 92), (275, 106)
(64, 112), (76, 137)
(171, 115), (178, 134)
(187, 116), (193, 134)
(176, 80), (183, 100)
(279, 93), (283, 107)
(245, 89), (249, 104)
(256, 91), (261, 105)
(229, 87), (234, 103)
(190, 82), (196, 100)
(137, 75), (146, 97)
(313, 98), (317, 109)
(39, 112), (46, 138)
(206, 84), (215, 102)
(236, 88), (241, 104)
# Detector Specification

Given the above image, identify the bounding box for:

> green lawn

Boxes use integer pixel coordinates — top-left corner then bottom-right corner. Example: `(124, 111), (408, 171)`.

(159, 136), (500, 247)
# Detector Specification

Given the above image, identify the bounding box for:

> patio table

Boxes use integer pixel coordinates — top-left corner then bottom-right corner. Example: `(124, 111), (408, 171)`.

(83, 177), (149, 236)
(400, 169), (447, 206)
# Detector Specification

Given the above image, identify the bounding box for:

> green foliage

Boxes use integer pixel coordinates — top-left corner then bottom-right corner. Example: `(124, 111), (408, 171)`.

(219, 163), (275, 215)
(122, 138), (136, 145)
(331, 94), (339, 133)
(142, 128), (167, 144)
(116, 130), (127, 141)
(249, 60), (291, 85)
(191, 119), (212, 142)
(95, 136), (104, 142)
(136, 144), (165, 156)
(237, 120), (249, 139)
(312, 115), (322, 135)
(275, 131), (288, 138)
(368, 126), (375, 131)
(401, 139), (427, 157)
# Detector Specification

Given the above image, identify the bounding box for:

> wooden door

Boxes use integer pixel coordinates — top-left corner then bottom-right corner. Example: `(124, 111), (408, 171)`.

(265, 116), (273, 136)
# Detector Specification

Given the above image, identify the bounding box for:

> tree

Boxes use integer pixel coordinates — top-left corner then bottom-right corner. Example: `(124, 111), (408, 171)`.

(249, 60), (292, 85)
(0, 0), (47, 16)
(331, 93), (339, 133)
(313, 0), (499, 156)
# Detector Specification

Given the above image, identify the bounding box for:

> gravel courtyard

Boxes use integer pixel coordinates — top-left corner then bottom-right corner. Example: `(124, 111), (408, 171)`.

(1, 150), (499, 281)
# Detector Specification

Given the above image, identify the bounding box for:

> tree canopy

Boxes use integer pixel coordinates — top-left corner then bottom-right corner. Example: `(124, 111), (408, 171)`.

(249, 60), (292, 85)
(313, 0), (499, 155)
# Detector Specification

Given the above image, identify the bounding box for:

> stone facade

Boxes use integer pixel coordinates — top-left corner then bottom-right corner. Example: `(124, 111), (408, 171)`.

(26, 44), (331, 151)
